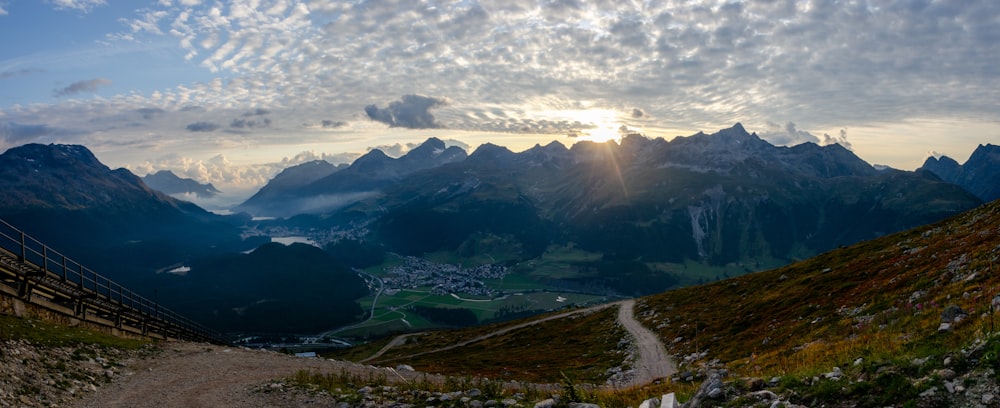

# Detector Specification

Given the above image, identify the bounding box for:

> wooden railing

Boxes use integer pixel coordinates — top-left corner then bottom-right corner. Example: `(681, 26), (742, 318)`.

(0, 218), (224, 343)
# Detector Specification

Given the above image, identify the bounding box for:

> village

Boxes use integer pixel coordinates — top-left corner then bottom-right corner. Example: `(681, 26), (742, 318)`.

(381, 256), (509, 297)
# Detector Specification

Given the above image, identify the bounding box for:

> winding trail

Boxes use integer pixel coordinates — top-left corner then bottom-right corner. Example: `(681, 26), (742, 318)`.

(616, 299), (676, 385)
(366, 300), (676, 387)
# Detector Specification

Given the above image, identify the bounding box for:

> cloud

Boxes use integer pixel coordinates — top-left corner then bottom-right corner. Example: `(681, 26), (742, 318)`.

(822, 129), (853, 151)
(242, 108), (270, 116)
(365, 95), (445, 129)
(0, 122), (57, 145)
(321, 120), (346, 129)
(53, 78), (111, 97)
(135, 108), (165, 120)
(230, 117), (270, 128)
(49, 0), (106, 13)
(631, 108), (645, 119)
(0, 5), (7, 16)
(758, 122), (821, 146)
(185, 121), (220, 132)
(0, 68), (44, 79)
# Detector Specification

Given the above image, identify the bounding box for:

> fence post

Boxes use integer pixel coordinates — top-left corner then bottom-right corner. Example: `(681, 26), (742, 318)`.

(19, 231), (25, 262)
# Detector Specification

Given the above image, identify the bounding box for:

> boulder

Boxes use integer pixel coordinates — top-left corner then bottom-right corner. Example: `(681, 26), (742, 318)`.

(638, 397), (659, 408)
(660, 393), (679, 408)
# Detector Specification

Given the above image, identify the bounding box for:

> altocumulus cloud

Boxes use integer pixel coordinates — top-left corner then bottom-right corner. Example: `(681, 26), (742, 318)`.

(186, 121), (220, 132)
(53, 78), (111, 97)
(365, 95), (445, 129)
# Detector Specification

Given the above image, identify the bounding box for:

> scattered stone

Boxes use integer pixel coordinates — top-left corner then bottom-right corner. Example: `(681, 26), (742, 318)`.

(938, 368), (957, 381)
(985, 393), (995, 404)
(396, 364), (415, 372)
(853, 357), (864, 366)
(660, 392), (679, 408)
(568, 403), (600, 408)
(638, 397), (659, 408)
(918, 386), (937, 397)
(941, 305), (968, 323)
(938, 322), (952, 333)
(824, 367), (842, 379)
(533, 398), (556, 408)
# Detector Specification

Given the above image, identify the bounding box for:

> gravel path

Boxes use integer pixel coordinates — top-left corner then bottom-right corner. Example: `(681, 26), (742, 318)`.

(69, 301), (674, 407)
(617, 299), (676, 386)
(68, 341), (432, 408)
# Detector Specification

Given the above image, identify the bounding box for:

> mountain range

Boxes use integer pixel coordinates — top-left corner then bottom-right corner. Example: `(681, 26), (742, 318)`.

(920, 143), (1000, 202)
(142, 170), (222, 198)
(0, 125), (994, 333)
(245, 124), (981, 295)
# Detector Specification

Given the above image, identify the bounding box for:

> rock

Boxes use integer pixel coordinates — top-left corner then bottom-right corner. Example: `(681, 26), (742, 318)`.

(660, 393), (679, 408)
(749, 390), (778, 401)
(943, 356), (953, 366)
(568, 403), (601, 408)
(484, 400), (500, 407)
(853, 357), (864, 366)
(533, 398), (556, 408)
(747, 377), (766, 391)
(985, 393), (996, 404)
(468, 388), (482, 397)
(918, 386), (937, 397)
(937, 368), (957, 380)
(938, 322), (952, 332)
(941, 305), (967, 323)
(824, 367), (842, 379)
(944, 381), (955, 394)
(638, 397), (659, 408)
(769, 377), (781, 386)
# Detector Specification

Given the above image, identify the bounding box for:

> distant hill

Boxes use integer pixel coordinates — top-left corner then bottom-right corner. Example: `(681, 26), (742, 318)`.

(143, 170), (221, 198)
(152, 242), (368, 333)
(236, 137), (467, 217)
(234, 160), (343, 217)
(921, 144), (1000, 202)
(0, 143), (240, 250)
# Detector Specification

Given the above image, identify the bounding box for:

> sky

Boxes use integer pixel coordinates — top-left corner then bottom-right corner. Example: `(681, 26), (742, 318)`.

(1, 0), (999, 209)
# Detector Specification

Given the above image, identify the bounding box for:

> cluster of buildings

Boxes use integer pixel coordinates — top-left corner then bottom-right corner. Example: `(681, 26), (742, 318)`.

(382, 256), (508, 296)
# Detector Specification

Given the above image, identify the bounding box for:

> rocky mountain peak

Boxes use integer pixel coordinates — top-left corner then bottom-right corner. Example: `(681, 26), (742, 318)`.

(919, 144), (1000, 202)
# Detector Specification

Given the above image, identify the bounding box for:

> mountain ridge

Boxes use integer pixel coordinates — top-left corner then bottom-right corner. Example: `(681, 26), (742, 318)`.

(921, 143), (1000, 202)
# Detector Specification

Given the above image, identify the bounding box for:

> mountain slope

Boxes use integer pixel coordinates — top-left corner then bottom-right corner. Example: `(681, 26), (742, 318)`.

(235, 160), (343, 216)
(922, 144), (1000, 202)
(0, 144), (235, 250)
(341, 198), (1000, 406)
(358, 125), (980, 295)
(142, 170), (221, 198)
(636, 198), (1000, 380)
(237, 137), (467, 217)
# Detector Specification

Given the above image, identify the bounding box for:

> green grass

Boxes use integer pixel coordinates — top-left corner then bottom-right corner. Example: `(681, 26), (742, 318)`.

(0, 314), (150, 350)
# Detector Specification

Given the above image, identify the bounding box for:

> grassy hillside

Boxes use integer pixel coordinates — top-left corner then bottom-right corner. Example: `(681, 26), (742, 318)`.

(324, 199), (1000, 406)
(637, 199), (1000, 378)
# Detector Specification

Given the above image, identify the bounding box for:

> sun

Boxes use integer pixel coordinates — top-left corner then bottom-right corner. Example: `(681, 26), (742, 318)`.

(555, 108), (624, 143)
(578, 124), (622, 143)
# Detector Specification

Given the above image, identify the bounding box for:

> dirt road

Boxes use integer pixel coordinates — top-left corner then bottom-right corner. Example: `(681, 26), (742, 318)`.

(69, 341), (433, 408)
(617, 299), (676, 385)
